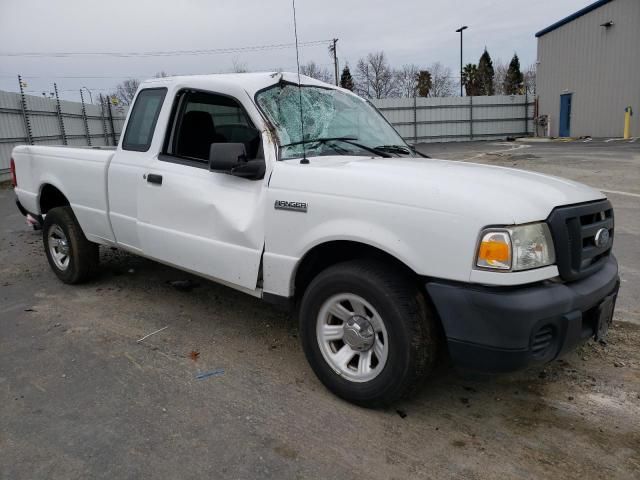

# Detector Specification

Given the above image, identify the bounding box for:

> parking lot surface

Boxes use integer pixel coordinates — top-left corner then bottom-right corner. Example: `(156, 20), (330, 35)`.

(1, 139), (639, 479)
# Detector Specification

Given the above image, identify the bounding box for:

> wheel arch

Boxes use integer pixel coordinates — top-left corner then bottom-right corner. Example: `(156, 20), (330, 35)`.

(39, 183), (70, 214)
(293, 240), (421, 299)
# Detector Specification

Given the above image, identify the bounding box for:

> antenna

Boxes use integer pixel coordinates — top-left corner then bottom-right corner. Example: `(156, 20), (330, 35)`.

(291, 0), (309, 164)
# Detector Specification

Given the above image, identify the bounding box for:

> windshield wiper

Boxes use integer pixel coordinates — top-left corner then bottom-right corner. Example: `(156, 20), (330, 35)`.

(374, 144), (431, 158)
(281, 137), (392, 158)
(282, 136), (357, 147)
(374, 144), (413, 155)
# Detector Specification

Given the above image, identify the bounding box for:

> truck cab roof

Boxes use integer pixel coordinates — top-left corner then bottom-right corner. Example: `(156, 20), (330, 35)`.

(140, 72), (337, 97)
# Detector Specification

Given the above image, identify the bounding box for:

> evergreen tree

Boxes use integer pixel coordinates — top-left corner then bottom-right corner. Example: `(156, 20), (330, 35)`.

(477, 48), (495, 95)
(503, 53), (524, 95)
(461, 63), (480, 96)
(416, 70), (432, 97)
(340, 65), (354, 91)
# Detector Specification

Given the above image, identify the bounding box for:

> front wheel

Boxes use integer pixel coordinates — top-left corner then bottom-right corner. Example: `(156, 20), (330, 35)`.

(42, 207), (99, 284)
(299, 260), (439, 407)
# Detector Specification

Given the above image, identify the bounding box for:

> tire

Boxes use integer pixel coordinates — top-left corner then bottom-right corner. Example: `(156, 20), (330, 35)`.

(299, 259), (438, 407)
(42, 206), (99, 284)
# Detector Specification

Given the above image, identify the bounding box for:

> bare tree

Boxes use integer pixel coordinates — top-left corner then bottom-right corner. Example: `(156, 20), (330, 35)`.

(231, 59), (249, 73)
(355, 51), (396, 99)
(300, 61), (332, 83)
(154, 71), (171, 78)
(428, 62), (455, 97)
(110, 78), (140, 106)
(523, 63), (536, 95)
(492, 59), (508, 95)
(395, 64), (420, 98)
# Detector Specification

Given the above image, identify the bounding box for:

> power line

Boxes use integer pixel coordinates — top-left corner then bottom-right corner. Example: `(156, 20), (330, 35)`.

(0, 64), (337, 79)
(0, 74), (137, 79)
(25, 88), (114, 93)
(0, 39), (333, 58)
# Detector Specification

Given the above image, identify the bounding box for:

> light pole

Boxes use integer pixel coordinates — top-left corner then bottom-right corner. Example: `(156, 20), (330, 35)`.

(455, 25), (468, 96)
(81, 86), (93, 104)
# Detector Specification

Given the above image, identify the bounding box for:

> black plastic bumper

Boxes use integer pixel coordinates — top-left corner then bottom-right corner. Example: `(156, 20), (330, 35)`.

(426, 255), (619, 373)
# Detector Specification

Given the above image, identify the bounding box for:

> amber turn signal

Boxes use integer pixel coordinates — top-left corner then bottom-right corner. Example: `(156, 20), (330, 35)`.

(476, 231), (511, 270)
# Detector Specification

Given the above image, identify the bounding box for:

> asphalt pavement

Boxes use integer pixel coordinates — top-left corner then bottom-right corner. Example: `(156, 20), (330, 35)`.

(1, 140), (639, 479)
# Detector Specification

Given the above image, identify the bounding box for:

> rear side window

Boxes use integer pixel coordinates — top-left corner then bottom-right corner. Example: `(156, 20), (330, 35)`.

(122, 88), (167, 151)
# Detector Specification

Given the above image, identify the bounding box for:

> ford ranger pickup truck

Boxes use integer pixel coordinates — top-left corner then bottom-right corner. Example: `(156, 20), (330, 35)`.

(11, 73), (619, 407)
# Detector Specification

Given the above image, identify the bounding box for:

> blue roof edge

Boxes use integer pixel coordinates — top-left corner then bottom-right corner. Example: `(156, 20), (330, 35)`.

(535, 0), (613, 37)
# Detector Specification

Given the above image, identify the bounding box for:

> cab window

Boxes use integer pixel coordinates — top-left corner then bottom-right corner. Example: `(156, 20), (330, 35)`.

(164, 90), (262, 163)
(122, 88), (167, 152)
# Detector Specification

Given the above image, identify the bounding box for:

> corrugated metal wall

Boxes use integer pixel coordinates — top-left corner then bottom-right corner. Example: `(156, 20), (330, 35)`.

(371, 95), (534, 143)
(0, 90), (127, 180)
(536, 0), (640, 138)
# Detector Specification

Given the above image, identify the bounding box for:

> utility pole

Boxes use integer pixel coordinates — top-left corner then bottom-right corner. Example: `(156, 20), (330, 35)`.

(331, 38), (339, 86)
(455, 25), (468, 96)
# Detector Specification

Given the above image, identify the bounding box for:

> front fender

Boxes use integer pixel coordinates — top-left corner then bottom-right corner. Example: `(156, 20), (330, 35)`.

(263, 192), (475, 297)
(294, 217), (420, 275)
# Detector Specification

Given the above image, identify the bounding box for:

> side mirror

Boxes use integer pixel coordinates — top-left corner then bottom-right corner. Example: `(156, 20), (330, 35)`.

(209, 143), (246, 171)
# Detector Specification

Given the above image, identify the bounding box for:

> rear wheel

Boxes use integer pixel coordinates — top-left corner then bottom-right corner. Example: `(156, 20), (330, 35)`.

(299, 259), (438, 407)
(43, 207), (99, 284)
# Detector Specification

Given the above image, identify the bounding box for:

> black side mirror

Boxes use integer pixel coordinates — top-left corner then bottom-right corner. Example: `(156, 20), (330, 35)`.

(209, 143), (246, 171)
(208, 142), (266, 180)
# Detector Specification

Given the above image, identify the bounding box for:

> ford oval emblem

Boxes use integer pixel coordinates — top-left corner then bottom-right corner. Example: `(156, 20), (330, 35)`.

(594, 228), (610, 248)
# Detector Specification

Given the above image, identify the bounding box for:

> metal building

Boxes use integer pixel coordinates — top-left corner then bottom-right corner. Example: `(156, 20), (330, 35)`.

(535, 0), (639, 138)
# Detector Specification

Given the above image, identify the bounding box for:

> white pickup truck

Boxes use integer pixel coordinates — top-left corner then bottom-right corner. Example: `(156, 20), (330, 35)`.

(11, 73), (619, 406)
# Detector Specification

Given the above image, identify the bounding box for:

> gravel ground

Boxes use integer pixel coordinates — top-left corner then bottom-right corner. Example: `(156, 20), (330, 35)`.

(1, 140), (639, 479)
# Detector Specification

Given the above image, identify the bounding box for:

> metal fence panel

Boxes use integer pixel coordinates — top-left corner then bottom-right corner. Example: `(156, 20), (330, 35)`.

(372, 95), (534, 143)
(0, 90), (127, 180)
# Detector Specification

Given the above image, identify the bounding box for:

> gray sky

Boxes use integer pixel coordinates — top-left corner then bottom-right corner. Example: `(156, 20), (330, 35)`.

(0, 0), (589, 101)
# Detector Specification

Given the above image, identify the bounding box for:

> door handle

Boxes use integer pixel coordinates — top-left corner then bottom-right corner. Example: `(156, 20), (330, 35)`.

(146, 173), (163, 185)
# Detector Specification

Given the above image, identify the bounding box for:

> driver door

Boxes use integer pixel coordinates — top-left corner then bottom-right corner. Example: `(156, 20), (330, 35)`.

(136, 88), (266, 292)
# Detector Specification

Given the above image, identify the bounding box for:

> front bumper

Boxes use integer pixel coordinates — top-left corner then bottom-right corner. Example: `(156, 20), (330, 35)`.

(426, 255), (619, 373)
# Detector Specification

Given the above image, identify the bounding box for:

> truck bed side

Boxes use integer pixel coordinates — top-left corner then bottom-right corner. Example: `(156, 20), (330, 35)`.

(12, 145), (117, 245)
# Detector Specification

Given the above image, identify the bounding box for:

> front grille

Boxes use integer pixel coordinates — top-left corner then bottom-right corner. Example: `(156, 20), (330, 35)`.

(546, 200), (614, 282)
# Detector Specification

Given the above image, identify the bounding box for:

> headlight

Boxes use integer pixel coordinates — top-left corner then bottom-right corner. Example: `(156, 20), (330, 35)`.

(476, 223), (555, 272)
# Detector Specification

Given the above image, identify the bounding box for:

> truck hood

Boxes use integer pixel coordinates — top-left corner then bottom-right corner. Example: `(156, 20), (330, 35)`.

(269, 156), (606, 224)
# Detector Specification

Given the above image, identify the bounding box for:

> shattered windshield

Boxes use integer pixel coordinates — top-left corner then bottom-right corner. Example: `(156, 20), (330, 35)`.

(255, 84), (414, 160)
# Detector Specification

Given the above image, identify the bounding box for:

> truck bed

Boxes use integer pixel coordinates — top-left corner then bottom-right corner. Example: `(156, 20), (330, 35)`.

(12, 144), (117, 244)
